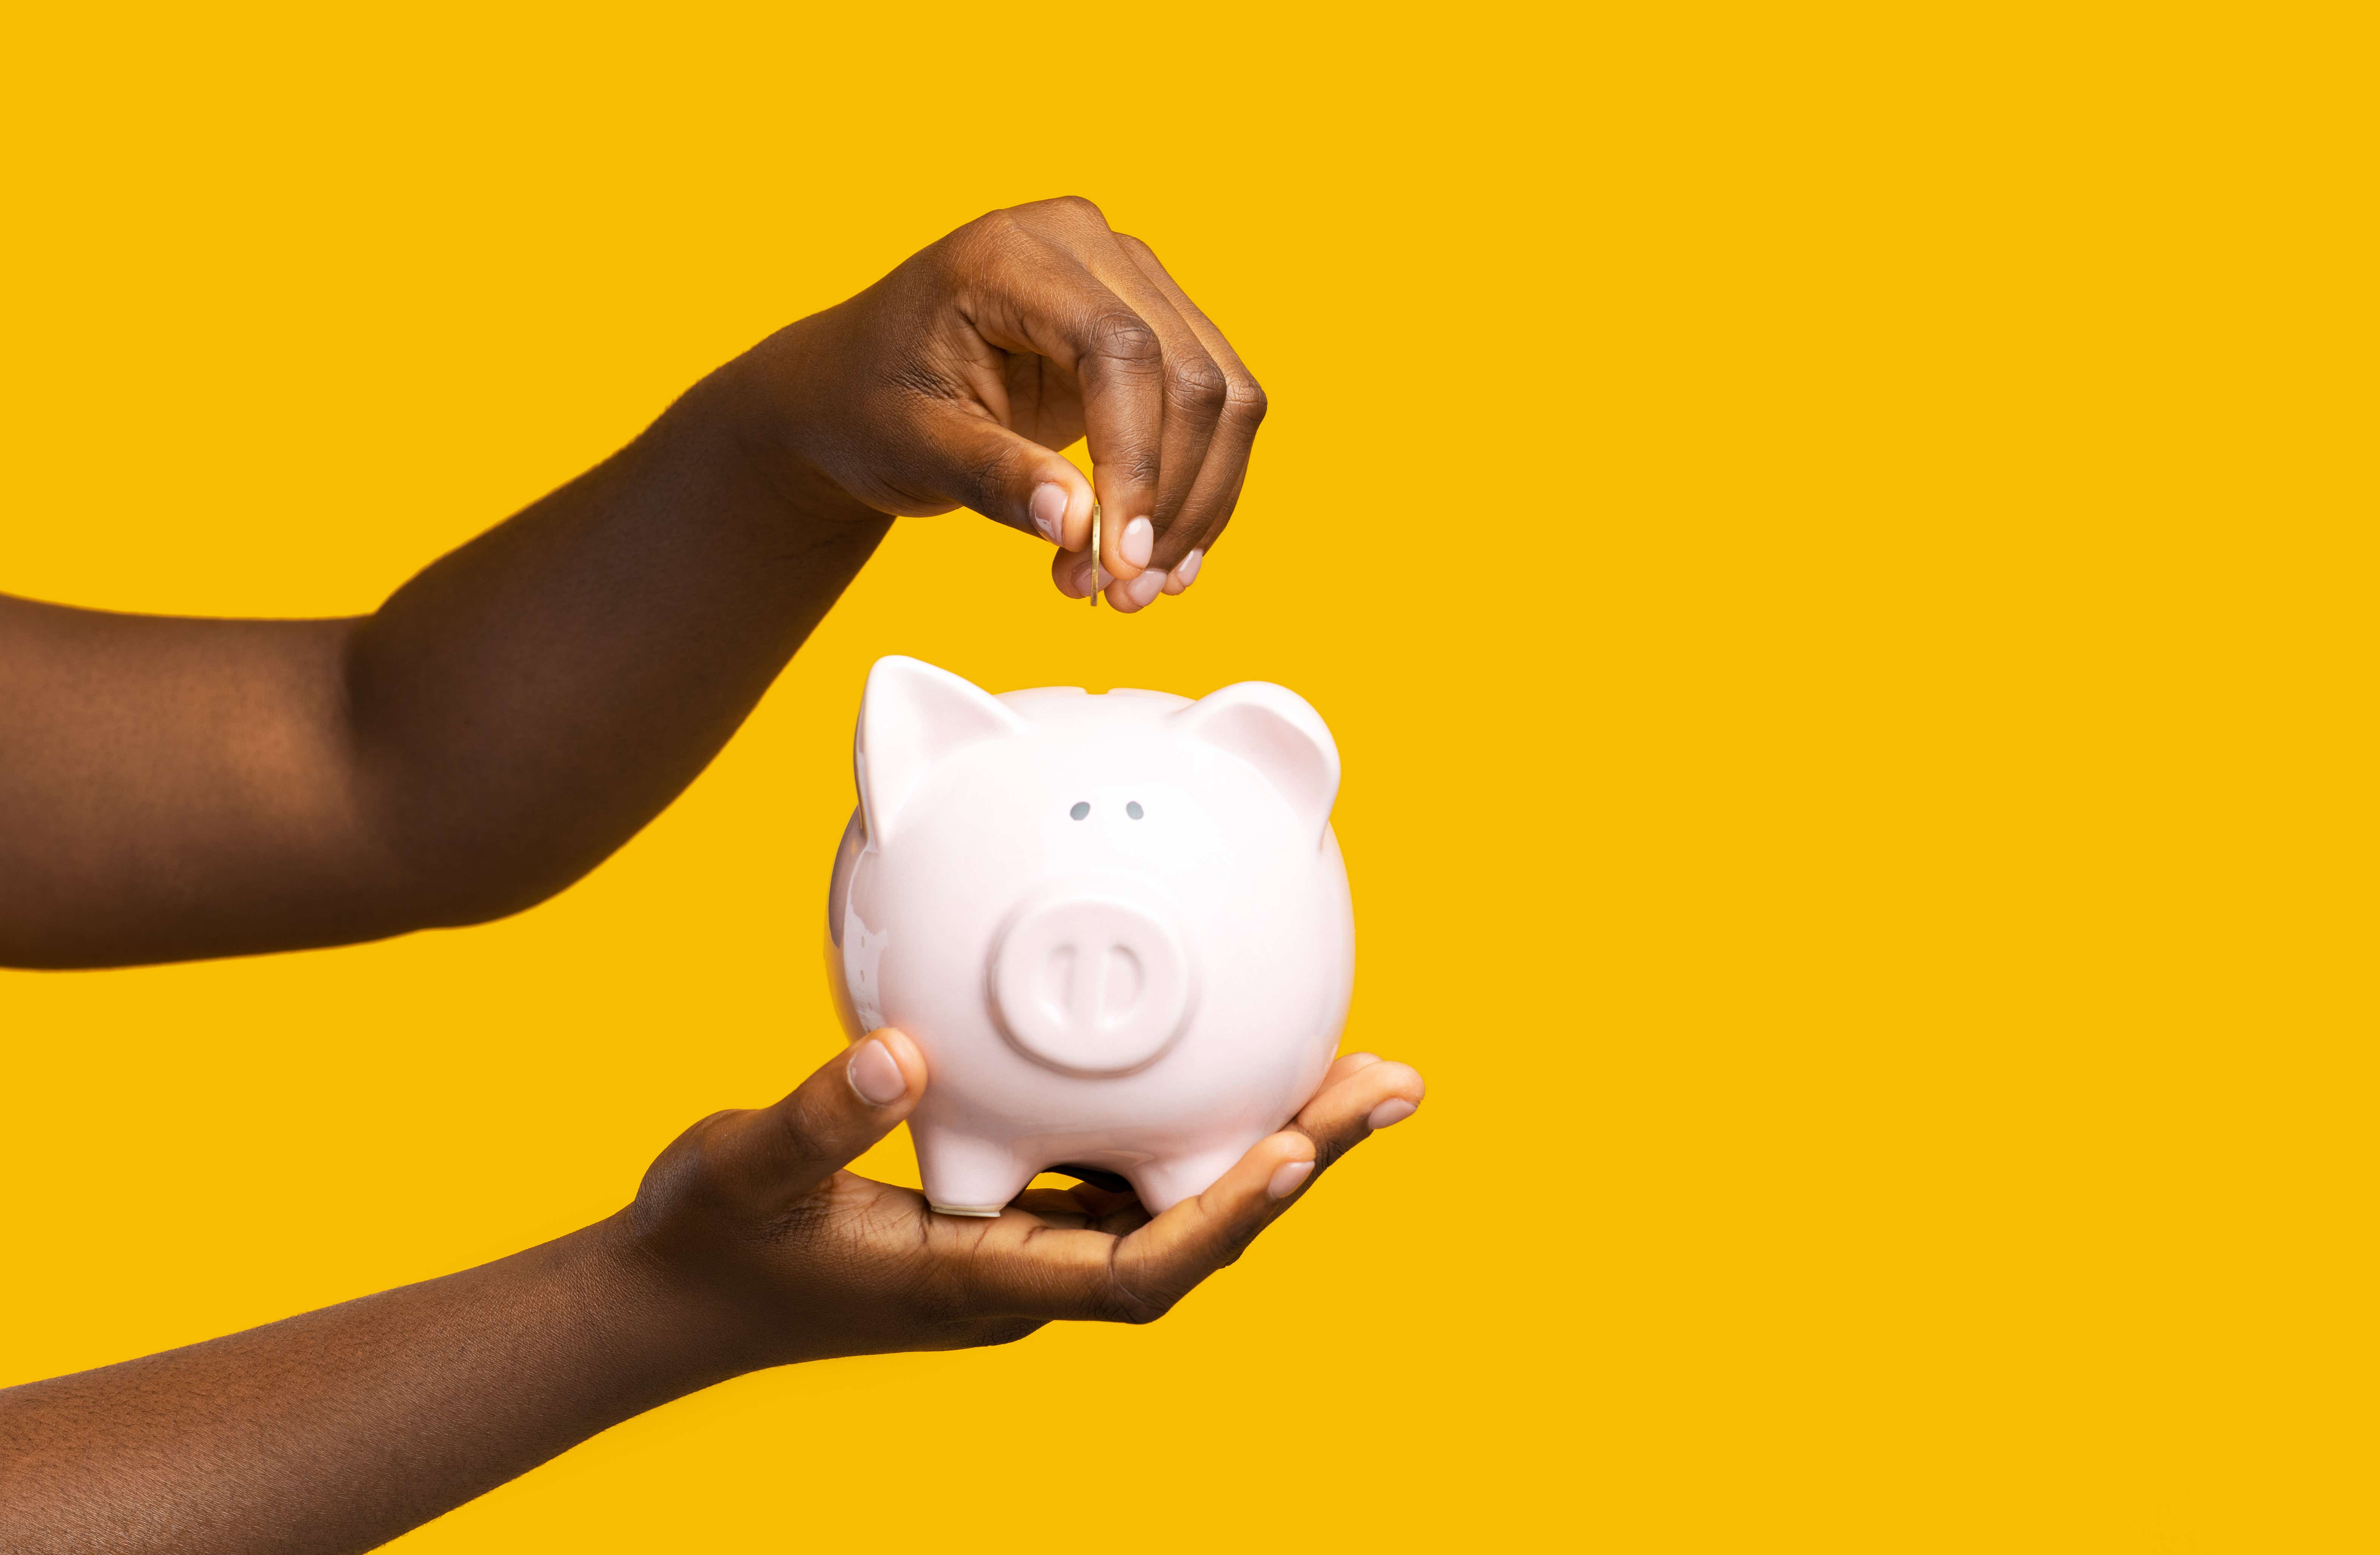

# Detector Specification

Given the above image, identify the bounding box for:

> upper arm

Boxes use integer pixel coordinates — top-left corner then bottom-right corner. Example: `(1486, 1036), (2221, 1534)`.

(0, 594), (397, 968)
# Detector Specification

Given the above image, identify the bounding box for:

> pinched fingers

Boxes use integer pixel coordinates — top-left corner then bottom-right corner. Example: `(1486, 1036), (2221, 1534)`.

(952, 200), (1255, 610)
(1020, 202), (1236, 594)
(950, 205), (1167, 560)
(1050, 542), (1113, 600)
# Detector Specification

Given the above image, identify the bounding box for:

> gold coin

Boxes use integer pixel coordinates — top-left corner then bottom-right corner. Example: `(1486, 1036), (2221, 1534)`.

(1089, 502), (1101, 608)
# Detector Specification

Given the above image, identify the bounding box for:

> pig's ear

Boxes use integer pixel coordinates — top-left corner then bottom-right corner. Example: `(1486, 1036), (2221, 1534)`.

(1171, 682), (1342, 843)
(856, 656), (1029, 845)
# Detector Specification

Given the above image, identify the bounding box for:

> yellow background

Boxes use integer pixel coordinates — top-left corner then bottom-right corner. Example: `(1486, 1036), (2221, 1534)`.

(2, 2), (2368, 1549)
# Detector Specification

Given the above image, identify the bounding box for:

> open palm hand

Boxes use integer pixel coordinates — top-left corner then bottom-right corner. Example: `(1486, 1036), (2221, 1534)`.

(621, 1035), (1425, 1366)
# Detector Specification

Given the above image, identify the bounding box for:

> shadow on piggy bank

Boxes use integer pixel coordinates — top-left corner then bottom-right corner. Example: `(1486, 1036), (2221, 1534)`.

(826, 655), (1355, 1216)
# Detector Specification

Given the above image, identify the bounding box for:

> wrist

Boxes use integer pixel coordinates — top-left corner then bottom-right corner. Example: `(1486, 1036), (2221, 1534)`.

(681, 316), (884, 530)
(578, 1211), (782, 1385)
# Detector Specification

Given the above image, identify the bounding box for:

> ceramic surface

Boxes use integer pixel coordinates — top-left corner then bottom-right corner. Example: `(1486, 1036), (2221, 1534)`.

(826, 656), (1355, 1214)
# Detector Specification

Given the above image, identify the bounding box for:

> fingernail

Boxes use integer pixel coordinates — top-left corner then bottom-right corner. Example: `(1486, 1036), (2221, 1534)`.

(847, 1038), (906, 1107)
(1124, 568), (1165, 609)
(1173, 548), (1203, 589)
(1029, 484), (1068, 544)
(1094, 562), (1113, 591)
(1121, 516), (1153, 569)
(1366, 1098), (1417, 1131)
(1267, 1159), (1315, 1200)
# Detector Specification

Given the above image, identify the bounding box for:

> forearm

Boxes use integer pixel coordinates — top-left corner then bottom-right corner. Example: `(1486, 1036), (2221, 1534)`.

(343, 349), (888, 925)
(0, 1217), (748, 1555)
(2, 200), (1247, 967)
(0, 340), (886, 967)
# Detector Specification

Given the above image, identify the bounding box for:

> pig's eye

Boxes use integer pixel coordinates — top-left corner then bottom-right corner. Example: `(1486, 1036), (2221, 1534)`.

(1126, 801), (1145, 819)
(1069, 802), (1090, 820)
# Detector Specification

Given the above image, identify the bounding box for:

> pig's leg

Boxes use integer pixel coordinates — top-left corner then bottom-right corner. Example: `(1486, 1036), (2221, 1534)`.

(1128, 1137), (1267, 1216)
(913, 1127), (1033, 1218)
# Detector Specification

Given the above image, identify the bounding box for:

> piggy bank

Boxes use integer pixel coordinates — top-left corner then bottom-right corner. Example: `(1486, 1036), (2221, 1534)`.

(826, 655), (1355, 1216)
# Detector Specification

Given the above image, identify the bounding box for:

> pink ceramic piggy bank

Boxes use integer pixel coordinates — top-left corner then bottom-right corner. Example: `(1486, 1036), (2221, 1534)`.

(826, 655), (1354, 1216)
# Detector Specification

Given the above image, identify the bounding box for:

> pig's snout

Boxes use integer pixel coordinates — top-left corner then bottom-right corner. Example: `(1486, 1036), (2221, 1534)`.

(989, 885), (1196, 1077)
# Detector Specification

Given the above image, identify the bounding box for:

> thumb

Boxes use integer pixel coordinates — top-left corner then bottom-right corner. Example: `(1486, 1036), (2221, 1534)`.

(721, 1028), (928, 1204)
(909, 405), (1096, 551)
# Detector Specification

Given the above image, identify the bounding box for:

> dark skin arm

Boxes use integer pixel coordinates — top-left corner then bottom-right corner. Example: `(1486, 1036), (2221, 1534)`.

(0, 196), (1266, 968)
(0, 200), (1321, 1550)
(0, 1037), (1426, 1555)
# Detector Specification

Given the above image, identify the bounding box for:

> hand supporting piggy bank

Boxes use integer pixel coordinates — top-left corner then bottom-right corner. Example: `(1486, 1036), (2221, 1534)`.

(826, 656), (1355, 1216)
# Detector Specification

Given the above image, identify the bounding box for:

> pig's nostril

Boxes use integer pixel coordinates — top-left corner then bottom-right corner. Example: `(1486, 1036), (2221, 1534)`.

(1040, 944), (1077, 1023)
(1099, 946), (1144, 1024)
(1070, 802), (1090, 820)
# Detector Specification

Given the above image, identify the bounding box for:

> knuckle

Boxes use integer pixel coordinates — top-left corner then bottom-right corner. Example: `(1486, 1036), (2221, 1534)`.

(691, 1112), (755, 1171)
(1167, 356), (1230, 413)
(1005, 194), (1107, 232)
(635, 1111), (757, 1222)
(1229, 374), (1269, 425)
(940, 212), (1016, 275)
(1086, 311), (1162, 367)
